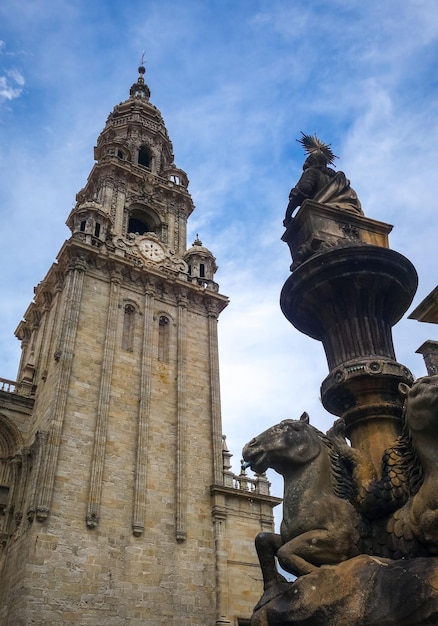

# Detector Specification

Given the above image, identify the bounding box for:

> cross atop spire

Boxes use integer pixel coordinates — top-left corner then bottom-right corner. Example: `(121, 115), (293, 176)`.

(129, 57), (150, 100)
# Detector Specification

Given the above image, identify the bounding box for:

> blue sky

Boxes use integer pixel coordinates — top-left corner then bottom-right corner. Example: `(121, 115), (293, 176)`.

(2, 0), (438, 497)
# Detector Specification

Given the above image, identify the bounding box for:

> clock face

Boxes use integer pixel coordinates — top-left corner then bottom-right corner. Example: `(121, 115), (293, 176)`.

(138, 239), (165, 262)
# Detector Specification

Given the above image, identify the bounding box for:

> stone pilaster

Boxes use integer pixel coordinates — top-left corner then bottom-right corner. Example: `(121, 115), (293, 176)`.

(3, 455), (21, 536)
(13, 448), (30, 530)
(86, 269), (122, 529)
(207, 302), (224, 485)
(26, 430), (48, 522)
(36, 293), (51, 380)
(175, 290), (188, 543)
(212, 505), (231, 625)
(132, 286), (155, 536)
(36, 257), (86, 521)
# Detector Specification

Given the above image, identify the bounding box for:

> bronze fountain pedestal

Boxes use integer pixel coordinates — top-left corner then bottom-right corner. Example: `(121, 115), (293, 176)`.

(281, 200), (417, 472)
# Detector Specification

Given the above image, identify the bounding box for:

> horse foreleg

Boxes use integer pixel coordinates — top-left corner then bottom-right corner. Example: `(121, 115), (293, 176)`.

(255, 531), (286, 590)
(277, 529), (354, 578)
(277, 541), (318, 578)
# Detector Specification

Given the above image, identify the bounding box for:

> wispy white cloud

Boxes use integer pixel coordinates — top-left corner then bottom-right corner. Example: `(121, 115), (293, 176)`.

(0, 64), (24, 103)
(0, 40), (27, 104)
(0, 73), (23, 101)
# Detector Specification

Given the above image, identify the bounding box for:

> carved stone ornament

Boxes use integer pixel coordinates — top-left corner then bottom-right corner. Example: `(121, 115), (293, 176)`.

(138, 236), (166, 262)
(86, 512), (99, 529)
(111, 233), (188, 274)
(281, 200), (392, 271)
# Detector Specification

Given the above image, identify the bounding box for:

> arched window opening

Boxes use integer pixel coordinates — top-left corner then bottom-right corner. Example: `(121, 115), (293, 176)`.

(127, 205), (160, 237)
(138, 145), (152, 168)
(200, 263), (205, 278)
(94, 222), (101, 238)
(188, 265), (192, 276)
(122, 304), (135, 351)
(117, 150), (124, 159)
(158, 316), (170, 362)
(0, 486), (9, 515)
(80, 220), (86, 232)
(170, 174), (180, 184)
(128, 217), (151, 235)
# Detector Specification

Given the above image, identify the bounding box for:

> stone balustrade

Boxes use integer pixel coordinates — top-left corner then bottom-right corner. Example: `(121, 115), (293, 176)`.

(0, 378), (16, 393)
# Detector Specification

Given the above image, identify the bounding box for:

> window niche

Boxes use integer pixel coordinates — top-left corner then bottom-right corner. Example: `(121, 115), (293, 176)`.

(158, 316), (170, 362)
(0, 486), (9, 515)
(138, 145), (152, 169)
(122, 304), (136, 351)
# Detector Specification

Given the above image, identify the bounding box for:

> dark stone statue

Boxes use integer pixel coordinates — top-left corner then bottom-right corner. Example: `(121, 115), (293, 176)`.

(242, 412), (361, 587)
(242, 377), (438, 625)
(283, 133), (363, 228)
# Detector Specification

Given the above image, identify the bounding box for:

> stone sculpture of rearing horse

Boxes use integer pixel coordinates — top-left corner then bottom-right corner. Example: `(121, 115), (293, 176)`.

(242, 412), (362, 588)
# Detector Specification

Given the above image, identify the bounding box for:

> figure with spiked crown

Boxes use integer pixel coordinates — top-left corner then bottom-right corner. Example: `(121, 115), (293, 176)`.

(283, 133), (363, 228)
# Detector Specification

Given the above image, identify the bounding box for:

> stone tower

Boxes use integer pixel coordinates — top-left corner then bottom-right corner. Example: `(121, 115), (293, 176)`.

(0, 66), (279, 625)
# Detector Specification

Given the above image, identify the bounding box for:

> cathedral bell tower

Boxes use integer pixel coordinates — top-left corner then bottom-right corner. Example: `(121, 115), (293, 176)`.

(0, 66), (279, 625)
(69, 64), (196, 279)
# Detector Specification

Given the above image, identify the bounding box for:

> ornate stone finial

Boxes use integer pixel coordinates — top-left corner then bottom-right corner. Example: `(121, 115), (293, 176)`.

(222, 435), (232, 471)
(193, 234), (203, 247)
(129, 56), (151, 101)
(222, 435), (235, 488)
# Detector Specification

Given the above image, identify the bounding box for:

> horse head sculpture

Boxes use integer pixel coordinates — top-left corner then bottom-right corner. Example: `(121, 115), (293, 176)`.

(242, 412), (321, 475)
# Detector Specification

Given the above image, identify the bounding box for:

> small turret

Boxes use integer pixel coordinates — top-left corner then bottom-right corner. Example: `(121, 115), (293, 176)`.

(66, 201), (113, 247)
(184, 235), (218, 290)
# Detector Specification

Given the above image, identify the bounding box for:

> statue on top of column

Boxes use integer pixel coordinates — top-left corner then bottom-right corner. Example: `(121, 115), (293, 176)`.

(283, 133), (363, 228)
